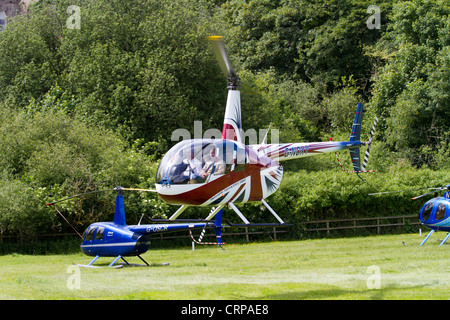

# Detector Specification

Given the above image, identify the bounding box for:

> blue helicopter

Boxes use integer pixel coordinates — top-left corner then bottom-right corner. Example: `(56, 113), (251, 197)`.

(414, 185), (450, 246)
(47, 187), (225, 268)
(370, 184), (450, 246)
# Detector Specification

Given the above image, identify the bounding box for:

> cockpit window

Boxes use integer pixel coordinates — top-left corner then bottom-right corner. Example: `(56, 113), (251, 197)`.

(435, 203), (446, 221)
(95, 227), (104, 240)
(422, 202), (433, 222)
(156, 139), (248, 185)
(84, 226), (96, 241)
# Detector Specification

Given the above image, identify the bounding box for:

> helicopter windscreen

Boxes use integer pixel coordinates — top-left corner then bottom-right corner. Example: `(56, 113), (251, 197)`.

(422, 202), (433, 222)
(156, 139), (247, 185)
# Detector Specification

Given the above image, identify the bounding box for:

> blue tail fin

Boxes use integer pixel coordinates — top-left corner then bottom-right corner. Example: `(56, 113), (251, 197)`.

(114, 194), (127, 226)
(349, 103), (363, 172)
(350, 103), (363, 142)
(214, 209), (224, 245)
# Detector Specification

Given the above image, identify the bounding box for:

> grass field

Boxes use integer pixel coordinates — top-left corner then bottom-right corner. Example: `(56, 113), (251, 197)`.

(0, 233), (449, 300)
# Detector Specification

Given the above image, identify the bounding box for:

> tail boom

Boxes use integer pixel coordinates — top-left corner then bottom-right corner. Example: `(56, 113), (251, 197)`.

(251, 140), (362, 162)
(250, 103), (376, 176)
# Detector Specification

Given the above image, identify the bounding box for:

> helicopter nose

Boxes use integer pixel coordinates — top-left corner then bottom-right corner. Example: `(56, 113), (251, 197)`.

(420, 202), (434, 224)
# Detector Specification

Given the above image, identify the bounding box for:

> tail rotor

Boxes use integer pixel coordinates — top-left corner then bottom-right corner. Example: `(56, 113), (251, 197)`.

(332, 105), (379, 180)
(361, 116), (379, 172)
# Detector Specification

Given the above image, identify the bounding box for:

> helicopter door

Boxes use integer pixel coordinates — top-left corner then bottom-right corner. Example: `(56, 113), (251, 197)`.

(94, 227), (104, 241)
(214, 141), (247, 175)
(83, 226), (96, 241)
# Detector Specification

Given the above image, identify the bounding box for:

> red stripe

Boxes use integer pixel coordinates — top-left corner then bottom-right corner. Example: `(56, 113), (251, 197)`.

(222, 123), (238, 141)
(158, 164), (262, 205)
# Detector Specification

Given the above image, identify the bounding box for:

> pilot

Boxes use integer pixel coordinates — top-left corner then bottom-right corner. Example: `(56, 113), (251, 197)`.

(185, 149), (203, 183)
(201, 147), (225, 179)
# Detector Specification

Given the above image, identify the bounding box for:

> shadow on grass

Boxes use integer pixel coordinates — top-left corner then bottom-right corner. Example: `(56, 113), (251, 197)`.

(255, 283), (430, 300)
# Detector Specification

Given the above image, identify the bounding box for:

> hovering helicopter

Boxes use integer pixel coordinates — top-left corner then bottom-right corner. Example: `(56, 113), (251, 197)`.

(154, 36), (377, 225)
(47, 187), (225, 268)
(47, 36), (377, 266)
(369, 184), (450, 246)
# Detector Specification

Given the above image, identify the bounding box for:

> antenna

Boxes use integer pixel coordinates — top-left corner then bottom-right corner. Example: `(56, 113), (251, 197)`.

(261, 124), (272, 145)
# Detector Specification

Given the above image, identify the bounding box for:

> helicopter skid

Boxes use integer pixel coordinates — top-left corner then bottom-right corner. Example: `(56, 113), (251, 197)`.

(74, 263), (123, 269)
(117, 262), (170, 267)
(74, 254), (168, 268)
(74, 262), (169, 268)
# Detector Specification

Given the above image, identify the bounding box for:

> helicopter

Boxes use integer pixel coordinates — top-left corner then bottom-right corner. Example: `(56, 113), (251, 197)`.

(47, 36), (377, 266)
(154, 36), (377, 225)
(47, 187), (225, 268)
(369, 184), (450, 246)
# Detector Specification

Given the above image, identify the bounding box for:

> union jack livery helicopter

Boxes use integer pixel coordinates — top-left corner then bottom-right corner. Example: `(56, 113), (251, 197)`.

(47, 36), (376, 267)
(155, 36), (377, 224)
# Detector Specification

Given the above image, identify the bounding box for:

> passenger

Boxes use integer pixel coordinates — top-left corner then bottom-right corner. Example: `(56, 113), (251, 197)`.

(201, 148), (225, 179)
(185, 149), (203, 183)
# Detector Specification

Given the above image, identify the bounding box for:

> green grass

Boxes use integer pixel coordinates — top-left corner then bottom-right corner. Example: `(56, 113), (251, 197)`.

(1, 233), (449, 300)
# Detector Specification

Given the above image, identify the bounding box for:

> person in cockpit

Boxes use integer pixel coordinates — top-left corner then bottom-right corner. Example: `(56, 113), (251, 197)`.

(201, 147), (225, 179)
(184, 148), (203, 183)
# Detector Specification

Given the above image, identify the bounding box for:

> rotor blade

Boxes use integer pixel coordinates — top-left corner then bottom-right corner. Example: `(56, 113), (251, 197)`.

(46, 189), (115, 206)
(369, 187), (441, 196)
(46, 187), (157, 206)
(207, 36), (237, 80)
(411, 188), (445, 200)
(120, 188), (157, 192)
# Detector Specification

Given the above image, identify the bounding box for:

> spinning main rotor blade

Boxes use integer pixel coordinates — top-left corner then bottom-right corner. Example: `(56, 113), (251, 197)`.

(368, 187), (442, 196)
(207, 36), (237, 80)
(46, 189), (114, 206)
(120, 188), (157, 192)
(411, 186), (449, 200)
(46, 187), (157, 206)
(411, 190), (440, 200)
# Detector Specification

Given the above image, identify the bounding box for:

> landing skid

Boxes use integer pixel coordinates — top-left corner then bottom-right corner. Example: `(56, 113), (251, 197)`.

(151, 200), (291, 227)
(420, 229), (435, 246)
(228, 199), (287, 225)
(420, 229), (450, 246)
(76, 254), (166, 268)
(439, 232), (450, 246)
(75, 263), (122, 269)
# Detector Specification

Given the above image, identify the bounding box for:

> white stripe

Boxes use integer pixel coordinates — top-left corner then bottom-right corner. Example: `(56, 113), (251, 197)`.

(81, 242), (136, 248)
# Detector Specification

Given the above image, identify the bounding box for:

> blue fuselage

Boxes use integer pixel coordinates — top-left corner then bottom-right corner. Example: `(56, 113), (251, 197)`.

(420, 196), (450, 232)
(80, 221), (211, 257)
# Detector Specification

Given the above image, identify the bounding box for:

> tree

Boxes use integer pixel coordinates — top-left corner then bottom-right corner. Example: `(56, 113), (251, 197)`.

(0, 0), (227, 145)
(369, 0), (450, 167)
(220, 0), (390, 91)
(0, 104), (157, 240)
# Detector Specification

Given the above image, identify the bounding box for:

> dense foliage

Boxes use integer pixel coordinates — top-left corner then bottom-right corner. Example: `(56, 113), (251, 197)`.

(0, 0), (448, 241)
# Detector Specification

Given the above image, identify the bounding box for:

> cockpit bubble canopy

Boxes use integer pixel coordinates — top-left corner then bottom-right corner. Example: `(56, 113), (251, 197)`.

(156, 139), (247, 185)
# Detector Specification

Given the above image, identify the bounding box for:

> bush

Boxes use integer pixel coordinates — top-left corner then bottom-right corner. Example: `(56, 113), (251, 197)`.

(0, 107), (157, 240)
(229, 162), (450, 238)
